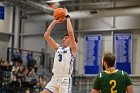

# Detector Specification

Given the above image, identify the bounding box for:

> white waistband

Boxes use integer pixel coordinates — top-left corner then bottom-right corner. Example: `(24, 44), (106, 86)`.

(53, 74), (71, 77)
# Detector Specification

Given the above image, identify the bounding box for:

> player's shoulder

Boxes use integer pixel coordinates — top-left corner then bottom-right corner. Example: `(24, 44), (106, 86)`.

(116, 70), (130, 77)
(95, 72), (104, 79)
(94, 74), (102, 81)
(117, 70), (128, 74)
(121, 70), (130, 76)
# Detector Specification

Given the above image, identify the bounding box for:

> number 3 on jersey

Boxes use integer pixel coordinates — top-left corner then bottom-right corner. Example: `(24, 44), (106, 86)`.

(110, 80), (117, 93)
(58, 54), (62, 62)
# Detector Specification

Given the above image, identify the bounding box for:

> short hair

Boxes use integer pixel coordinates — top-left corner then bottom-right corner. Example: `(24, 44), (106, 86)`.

(64, 33), (78, 43)
(103, 52), (116, 67)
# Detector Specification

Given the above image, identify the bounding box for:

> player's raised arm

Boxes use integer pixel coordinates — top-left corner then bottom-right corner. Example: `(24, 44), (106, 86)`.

(44, 20), (60, 51)
(64, 8), (78, 57)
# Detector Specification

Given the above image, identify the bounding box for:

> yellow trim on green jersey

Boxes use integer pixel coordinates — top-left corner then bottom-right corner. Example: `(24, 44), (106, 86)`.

(104, 69), (118, 74)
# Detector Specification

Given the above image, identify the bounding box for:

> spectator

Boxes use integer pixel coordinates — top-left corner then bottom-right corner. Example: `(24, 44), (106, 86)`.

(25, 72), (32, 83)
(12, 48), (22, 64)
(25, 89), (30, 93)
(26, 51), (36, 70)
(33, 80), (42, 93)
(39, 75), (48, 89)
(11, 61), (20, 80)
(24, 88), (31, 93)
(29, 67), (37, 84)
(10, 71), (17, 82)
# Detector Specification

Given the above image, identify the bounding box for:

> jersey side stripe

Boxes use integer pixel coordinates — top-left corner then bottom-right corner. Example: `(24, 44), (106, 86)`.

(68, 77), (71, 93)
(68, 56), (72, 75)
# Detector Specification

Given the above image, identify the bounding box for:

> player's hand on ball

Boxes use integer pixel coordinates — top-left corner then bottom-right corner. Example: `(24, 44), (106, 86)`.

(58, 17), (66, 23)
(53, 19), (62, 23)
(53, 8), (65, 23)
(63, 7), (68, 16)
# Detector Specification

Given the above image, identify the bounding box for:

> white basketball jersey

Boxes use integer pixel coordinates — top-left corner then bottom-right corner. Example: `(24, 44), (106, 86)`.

(52, 46), (75, 76)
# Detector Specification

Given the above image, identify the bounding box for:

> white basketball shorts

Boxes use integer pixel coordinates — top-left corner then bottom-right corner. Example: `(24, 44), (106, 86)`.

(44, 76), (72, 93)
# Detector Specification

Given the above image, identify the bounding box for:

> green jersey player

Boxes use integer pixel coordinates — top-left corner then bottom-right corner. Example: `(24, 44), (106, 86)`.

(92, 52), (134, 93)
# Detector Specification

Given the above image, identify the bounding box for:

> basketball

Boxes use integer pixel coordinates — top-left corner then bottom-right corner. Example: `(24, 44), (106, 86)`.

(53, 8), (65, 22)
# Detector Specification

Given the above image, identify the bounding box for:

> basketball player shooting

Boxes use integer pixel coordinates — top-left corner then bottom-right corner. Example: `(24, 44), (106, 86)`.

(42, 8), (78, 93)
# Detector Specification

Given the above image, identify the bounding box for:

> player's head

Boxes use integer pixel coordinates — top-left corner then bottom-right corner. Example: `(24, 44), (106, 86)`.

(102, 52), (116, 70)
(63, 33), (78, 47)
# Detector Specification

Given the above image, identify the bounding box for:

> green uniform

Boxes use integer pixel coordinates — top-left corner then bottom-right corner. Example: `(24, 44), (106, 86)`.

(93, 70), (132, 93)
